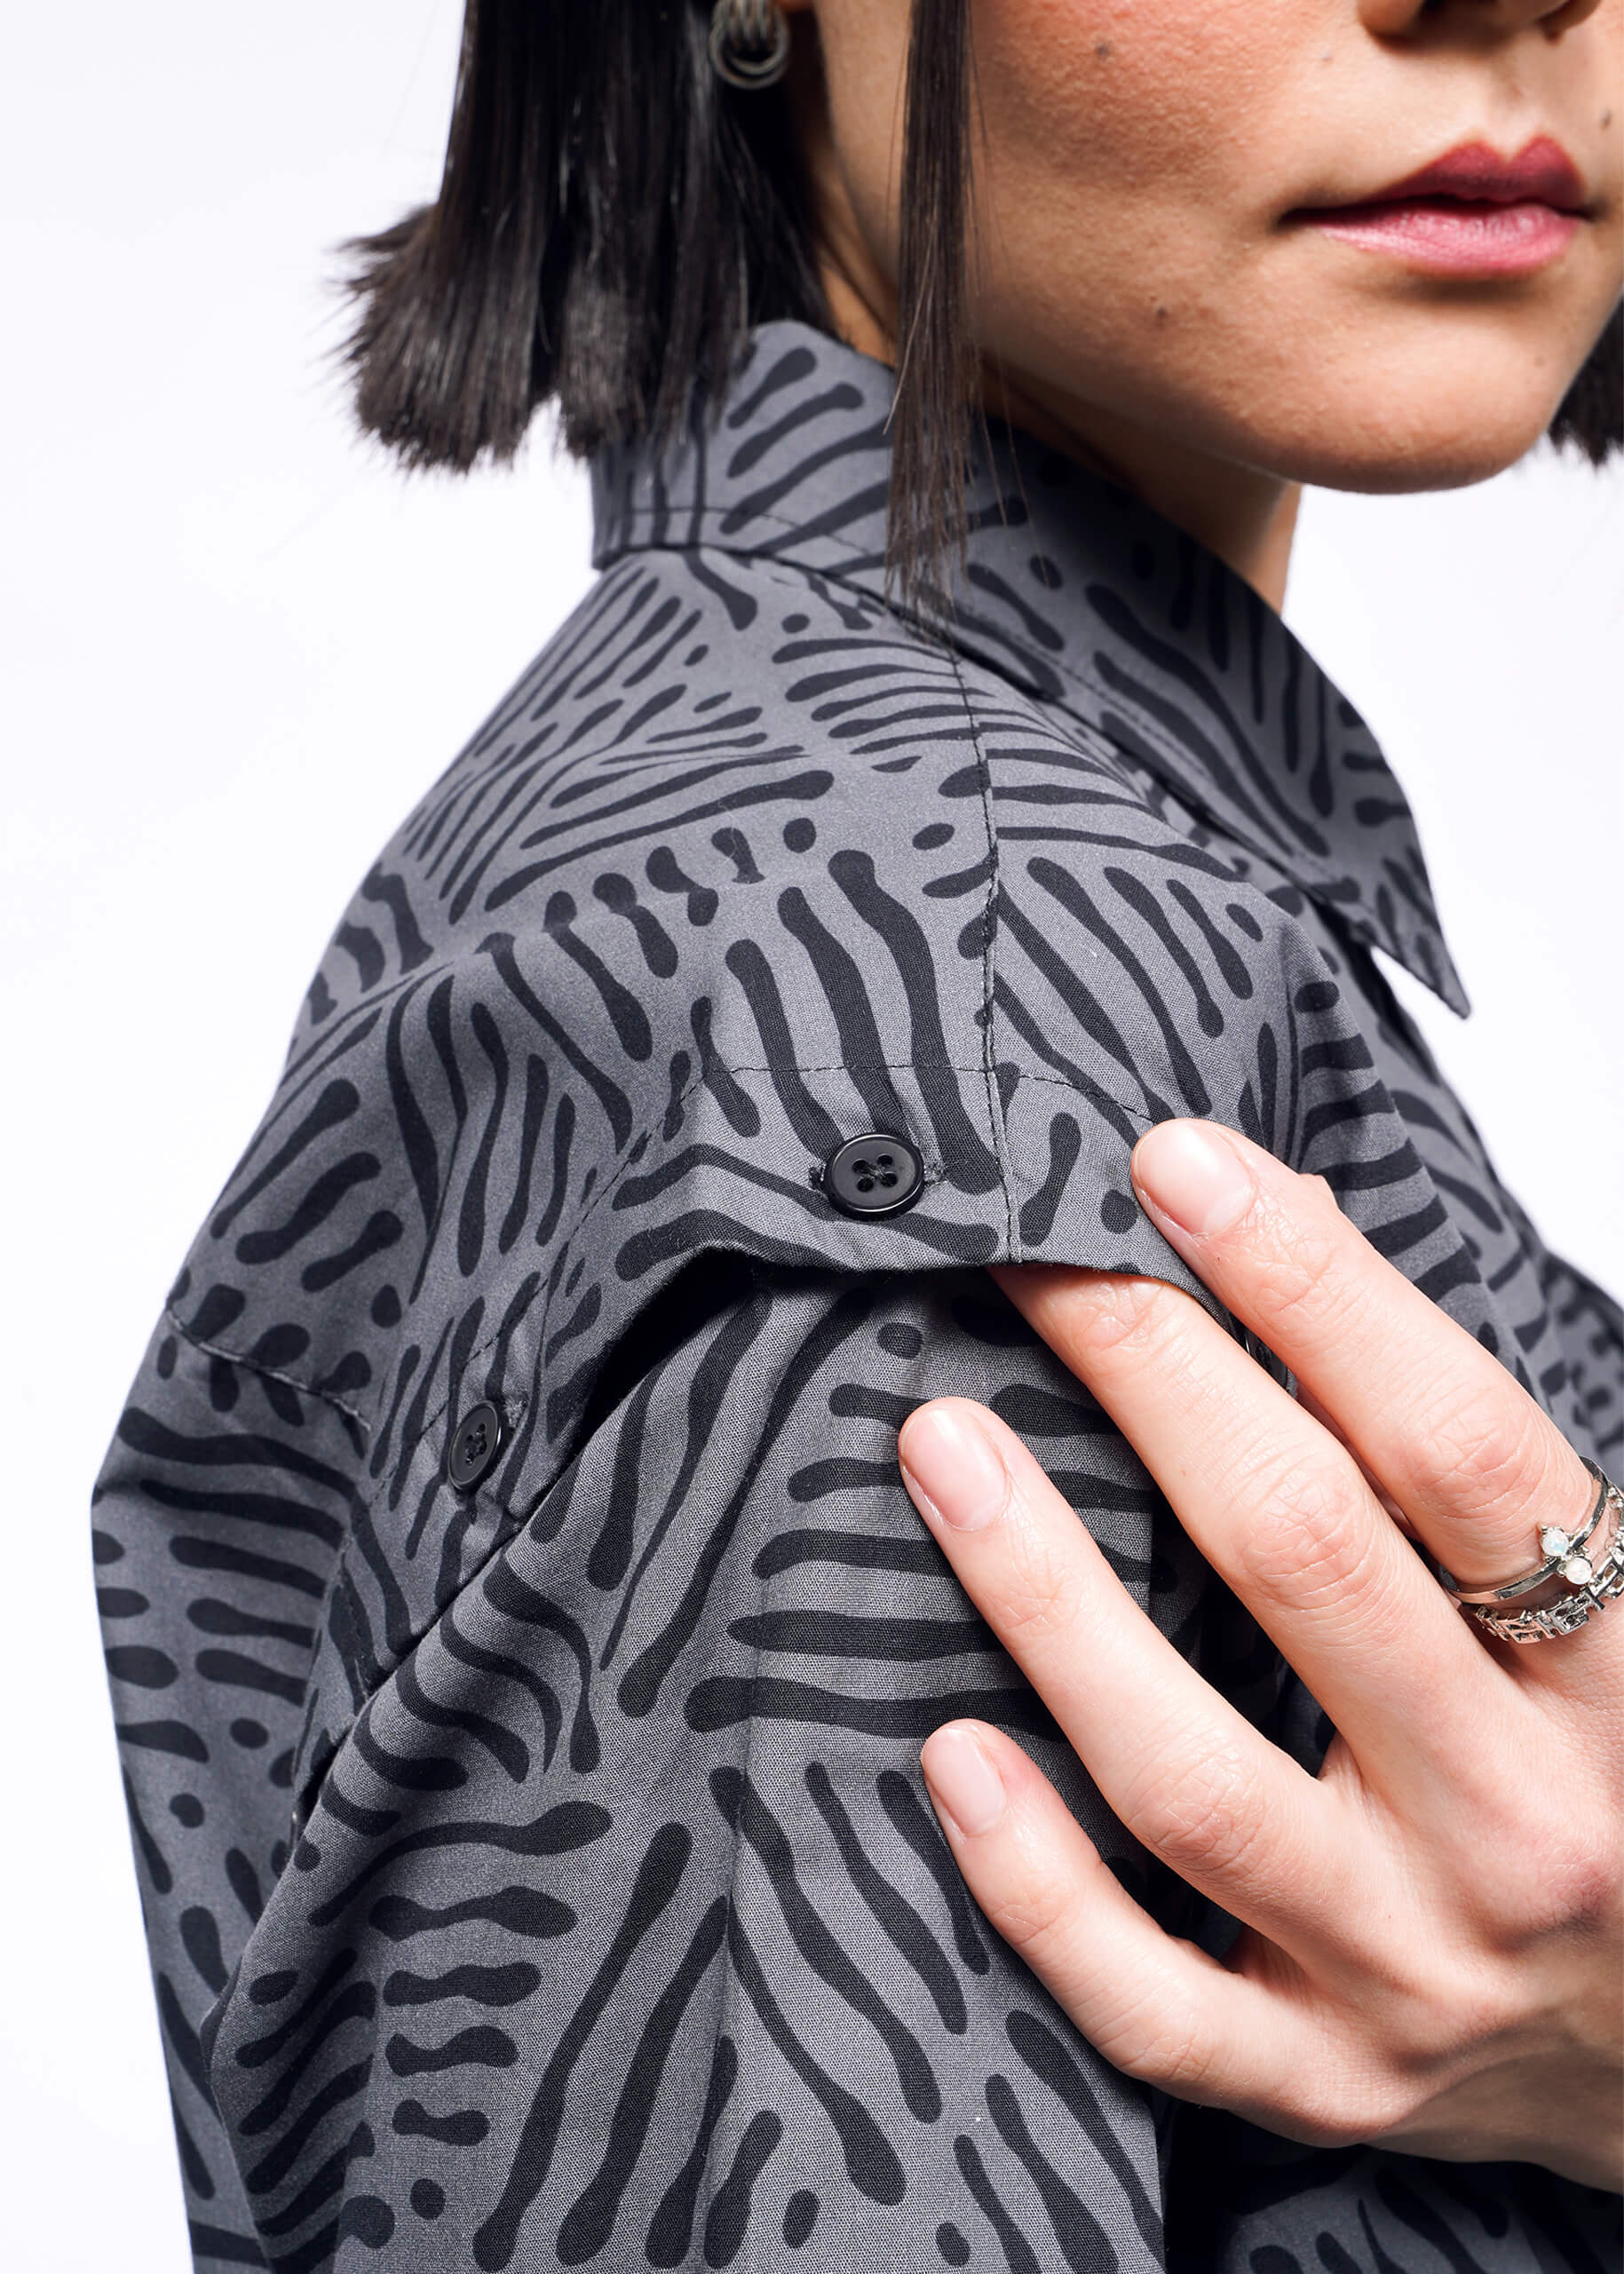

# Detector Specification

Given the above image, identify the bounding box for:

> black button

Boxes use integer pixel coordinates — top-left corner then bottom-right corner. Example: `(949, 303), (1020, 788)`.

(822, 1132), (925, 1218)
(447, 1400), (503, 1493)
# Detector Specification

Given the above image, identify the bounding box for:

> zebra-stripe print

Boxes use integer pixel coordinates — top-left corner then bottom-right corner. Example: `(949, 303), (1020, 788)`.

(94, 321), (1621, 2271)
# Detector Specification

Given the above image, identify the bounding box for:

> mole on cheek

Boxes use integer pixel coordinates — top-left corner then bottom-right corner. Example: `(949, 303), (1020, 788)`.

(1094, 41), (1112, 58)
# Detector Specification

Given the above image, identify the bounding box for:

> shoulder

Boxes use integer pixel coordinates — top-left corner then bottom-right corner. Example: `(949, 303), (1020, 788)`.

(941, 648), (1382, 1168)
(152, 546), (1406, 1473)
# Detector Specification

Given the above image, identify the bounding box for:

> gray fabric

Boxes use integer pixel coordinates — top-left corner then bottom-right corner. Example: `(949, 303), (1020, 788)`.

(94, 321), (1622, 2271)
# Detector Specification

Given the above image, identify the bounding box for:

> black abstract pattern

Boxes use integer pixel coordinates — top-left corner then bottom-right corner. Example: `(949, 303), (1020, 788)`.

(94, 324), (1622, 2271)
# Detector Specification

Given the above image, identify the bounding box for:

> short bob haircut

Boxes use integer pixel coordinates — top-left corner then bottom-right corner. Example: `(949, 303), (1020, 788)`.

(345, 0), (1623, 607)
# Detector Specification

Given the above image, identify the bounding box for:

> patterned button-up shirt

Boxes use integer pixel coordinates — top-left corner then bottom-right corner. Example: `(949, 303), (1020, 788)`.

(95, 321), (1622, 2272)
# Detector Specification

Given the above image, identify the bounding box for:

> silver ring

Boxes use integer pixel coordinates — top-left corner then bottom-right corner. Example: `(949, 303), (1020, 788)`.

(1436, 1458), (1612, 1604)
(709, 0), (792, 91)
(1438, 1460), (1624, 1645)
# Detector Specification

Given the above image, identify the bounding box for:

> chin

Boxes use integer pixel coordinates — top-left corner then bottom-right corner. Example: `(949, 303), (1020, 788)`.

(1254, 294), (1619, 495)
(1299, 433), (1549, 498)
(1252, 389), (1580, 498)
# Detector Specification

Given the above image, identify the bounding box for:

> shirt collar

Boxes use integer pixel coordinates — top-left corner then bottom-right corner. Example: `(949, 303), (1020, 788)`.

(591, 320), (1469, 1016)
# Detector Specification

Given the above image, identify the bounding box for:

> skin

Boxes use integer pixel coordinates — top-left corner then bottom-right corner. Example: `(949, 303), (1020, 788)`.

(901, 1131), (1622, 2183)
(782, 0), (1622, 606)
(776, 0), (1624, 2183)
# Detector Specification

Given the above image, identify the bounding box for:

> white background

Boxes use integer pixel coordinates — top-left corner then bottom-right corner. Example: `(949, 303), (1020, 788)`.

(1, 5), (1618, 2260)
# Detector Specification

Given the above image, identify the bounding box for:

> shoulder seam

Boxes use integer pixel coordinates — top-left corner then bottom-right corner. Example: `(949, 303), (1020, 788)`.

(946, 647), (1019, 1264)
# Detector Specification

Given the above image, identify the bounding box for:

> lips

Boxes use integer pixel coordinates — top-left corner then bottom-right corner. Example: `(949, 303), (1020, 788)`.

(1291, 134), (1588, 276)
(1352, 136), (1588, 216)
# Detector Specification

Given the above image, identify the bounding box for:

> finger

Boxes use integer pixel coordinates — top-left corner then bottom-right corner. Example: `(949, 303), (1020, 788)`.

(917, 1715), (1330, 2130)
(898, 1398), (1352, 1956)
(986, 1266), (1502, 1781)
(1127, 1120), (1600, 1602)
(1294, 1378), (1410, 1531)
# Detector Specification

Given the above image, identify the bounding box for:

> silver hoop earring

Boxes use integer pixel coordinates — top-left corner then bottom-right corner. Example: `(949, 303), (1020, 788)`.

(709, 0), (791, 91)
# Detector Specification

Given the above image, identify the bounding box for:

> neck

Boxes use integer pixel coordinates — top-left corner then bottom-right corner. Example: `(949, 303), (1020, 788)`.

(819, 263), (1303, 615)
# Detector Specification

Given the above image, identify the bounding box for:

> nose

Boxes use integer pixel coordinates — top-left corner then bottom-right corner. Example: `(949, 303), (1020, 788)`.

(1359, 0), (1606, 36)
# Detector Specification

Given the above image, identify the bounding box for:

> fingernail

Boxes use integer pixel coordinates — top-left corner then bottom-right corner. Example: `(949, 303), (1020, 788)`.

(899, 1405), (1007, 1532)
(923, 1724), (1007, 1837)
(1133, 1121), (1254, 1239)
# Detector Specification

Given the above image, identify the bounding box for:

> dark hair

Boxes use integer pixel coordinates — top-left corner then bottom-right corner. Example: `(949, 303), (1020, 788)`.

(345, 0), (1621, 606)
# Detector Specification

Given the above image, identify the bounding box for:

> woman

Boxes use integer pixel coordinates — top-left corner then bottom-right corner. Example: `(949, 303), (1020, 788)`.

(93, 1), (1621, 2267)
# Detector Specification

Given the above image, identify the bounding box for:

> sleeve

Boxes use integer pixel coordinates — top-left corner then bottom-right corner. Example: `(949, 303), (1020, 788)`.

(93, 1289), (366, 2268)
(167, 1258), (1220, 2273)
(100, 1251), (1620, 2274)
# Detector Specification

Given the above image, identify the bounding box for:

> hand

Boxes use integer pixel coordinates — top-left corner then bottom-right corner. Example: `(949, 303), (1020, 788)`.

(896, 1120), (1623, 2186)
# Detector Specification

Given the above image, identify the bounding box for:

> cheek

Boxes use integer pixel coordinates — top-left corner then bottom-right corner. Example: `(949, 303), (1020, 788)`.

(976, 0), (1295, 199)
(965, 0), (1326, 397)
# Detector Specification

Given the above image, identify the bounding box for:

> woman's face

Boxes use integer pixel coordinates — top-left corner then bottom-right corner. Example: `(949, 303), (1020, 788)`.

(792, 0), (1621, 496)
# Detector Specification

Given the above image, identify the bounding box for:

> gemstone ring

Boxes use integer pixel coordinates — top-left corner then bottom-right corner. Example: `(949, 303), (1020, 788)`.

(1434, 1459), (1624, 1644)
